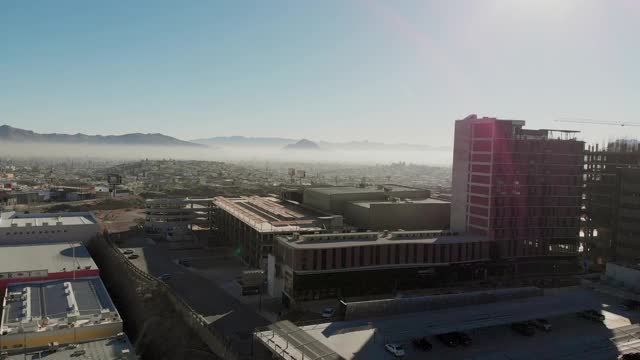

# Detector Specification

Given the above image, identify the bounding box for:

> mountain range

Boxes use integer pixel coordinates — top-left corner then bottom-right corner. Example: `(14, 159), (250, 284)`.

(0, 125), (203, 147)
(192, 136), (450, 151)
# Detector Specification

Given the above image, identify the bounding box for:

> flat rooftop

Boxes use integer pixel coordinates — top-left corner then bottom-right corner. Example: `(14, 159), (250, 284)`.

(0, 211), (97, 228)
(0, 243), (97, 275)
(306, 184), (426, 196)
(278, 230), (490, 249)
(1, 278), (118, 335)
(349, 198), (449, 208)
(214, 196), (338, 233)
(3, 337), (137, 360)
(258, 288), (624, 360)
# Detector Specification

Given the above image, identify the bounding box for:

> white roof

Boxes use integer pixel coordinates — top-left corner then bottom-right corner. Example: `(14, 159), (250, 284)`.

(0, 243), (97, 274)
(0, 211), (97, 228)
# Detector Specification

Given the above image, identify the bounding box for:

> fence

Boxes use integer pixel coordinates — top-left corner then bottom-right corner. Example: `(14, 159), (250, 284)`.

(88, 232), (241, 360)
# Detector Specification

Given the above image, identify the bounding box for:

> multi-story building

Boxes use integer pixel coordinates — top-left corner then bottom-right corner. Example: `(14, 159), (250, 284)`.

(273, 230), (493, 304)
(343, 198), (450, 231)
(451, 115), (583, 274)
(0, 211), (100, 245)
(214, 196), (343, 268)
(302, 185), (430, 216)
(583, 141), (640, 266)
(612, 167), (640, 263)
(144, 197), (215, 241)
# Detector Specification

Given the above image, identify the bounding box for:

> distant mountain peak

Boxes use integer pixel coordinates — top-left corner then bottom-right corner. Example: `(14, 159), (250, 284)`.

(283, 139), (321, 150)
(0, 124), (203, 147)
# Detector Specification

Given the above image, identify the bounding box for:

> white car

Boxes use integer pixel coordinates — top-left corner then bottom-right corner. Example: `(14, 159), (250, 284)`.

(321, 308), (336, 318)
(385, 343), (405, 357)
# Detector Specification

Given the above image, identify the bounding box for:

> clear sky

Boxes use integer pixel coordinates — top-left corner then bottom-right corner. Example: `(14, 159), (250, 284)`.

(1, 0), (638, 146)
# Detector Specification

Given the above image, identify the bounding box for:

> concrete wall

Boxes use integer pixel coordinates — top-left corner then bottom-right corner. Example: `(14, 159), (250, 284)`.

(344, 201), (450, 231)
(0, 223), (100, 245)
(0, 322), (122, 351)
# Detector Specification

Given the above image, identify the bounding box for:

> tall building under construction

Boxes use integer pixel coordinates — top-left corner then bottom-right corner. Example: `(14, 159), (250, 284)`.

(451, 115), (584, 275)
(583, 140), (640, 266)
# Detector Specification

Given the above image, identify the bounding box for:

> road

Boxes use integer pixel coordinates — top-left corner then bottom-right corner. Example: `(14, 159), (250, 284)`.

(126, 242), (270, 358)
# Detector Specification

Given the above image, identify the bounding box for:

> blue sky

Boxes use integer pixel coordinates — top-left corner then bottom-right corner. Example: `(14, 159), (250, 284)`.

(1, 0), (639, 145)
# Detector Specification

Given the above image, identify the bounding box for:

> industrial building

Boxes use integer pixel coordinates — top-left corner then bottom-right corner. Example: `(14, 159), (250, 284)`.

(302, 185), (430, 216)
(144, 197), (215, 241)
(343, 198), (450, 231)
(214, 196), (342, 268)
(451, 115), (583, 270)
(272, 230), (493, 304)
(0, 278), (123, 351)
(583, 141), (640, 266)
(612, 167), (640, 263)
(0, 211), (100, 245)
(0, 243), (99, 293)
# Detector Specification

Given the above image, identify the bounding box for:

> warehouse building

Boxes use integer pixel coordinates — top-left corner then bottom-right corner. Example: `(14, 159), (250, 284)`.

(302, 185), (430, 216)
(272, 230), (493, 304)
(0, 243), (99, 293)
(0, 211), (100, 245)
(0, 278), (123, 351)
(214, 196), (342, 268)
(344, 198), (450, 231)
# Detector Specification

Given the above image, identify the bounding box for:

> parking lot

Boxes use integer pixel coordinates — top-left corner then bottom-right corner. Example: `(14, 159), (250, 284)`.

(294, 290), (640, 360)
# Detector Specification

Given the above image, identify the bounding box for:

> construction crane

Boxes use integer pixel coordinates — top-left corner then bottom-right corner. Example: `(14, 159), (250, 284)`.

(555, 118), (640, 127)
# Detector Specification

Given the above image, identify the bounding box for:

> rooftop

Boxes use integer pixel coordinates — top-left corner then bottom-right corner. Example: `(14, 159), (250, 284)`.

(349, 198), (449, 208)
(3, 336), (136, 360)
(1, 278), (119, 335)
(0, 243), (97, 275)
(0, 211), (97, 228)
(214, 196), (340, 233)
(278, 230), (489, 249)
(305, 184), (426, 196)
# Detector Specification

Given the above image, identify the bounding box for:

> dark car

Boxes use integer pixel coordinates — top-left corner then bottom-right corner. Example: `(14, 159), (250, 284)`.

(451, 332), (471, 346)
(578, 309), (605, 322)
(127, 254), (139, 260)
(437, 333), (459, 347)
(511, 322), (535, 336)
(411, 337), (432, 351)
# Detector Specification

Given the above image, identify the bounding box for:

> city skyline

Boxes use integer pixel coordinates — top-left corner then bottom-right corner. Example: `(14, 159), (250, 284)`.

(2, 0), (639, 146)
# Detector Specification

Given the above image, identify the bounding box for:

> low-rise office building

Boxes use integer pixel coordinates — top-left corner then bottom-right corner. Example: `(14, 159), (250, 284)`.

(0, 278), (123, 351)
(215, 196), (342, 268)
(272, 230), (493, 304)
(344, 198), (450, 231)
(302, 184), (430, 215)
(0, 243), (99, 293)
(0, 212), (100, 245)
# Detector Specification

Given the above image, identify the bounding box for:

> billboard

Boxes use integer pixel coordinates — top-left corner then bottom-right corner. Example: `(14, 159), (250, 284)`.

(107, 174), (122, 185)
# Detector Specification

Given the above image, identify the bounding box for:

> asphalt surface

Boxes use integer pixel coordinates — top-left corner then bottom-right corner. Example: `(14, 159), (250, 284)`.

(128, 243), (269, 357)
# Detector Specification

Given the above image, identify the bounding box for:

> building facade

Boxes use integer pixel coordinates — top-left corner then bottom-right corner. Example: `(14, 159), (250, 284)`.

(344, 198), (450, 231)
(273, 231), (494, 304)
(451, 115), (584, 262)
(144, 197), (215, 241)
(612, 167), (640, 263)
(0, 211), (100, 245)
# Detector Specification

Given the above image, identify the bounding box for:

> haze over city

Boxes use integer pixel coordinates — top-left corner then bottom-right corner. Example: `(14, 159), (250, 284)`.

(2, 2), (640, 360)
(2, 0), (639, 148)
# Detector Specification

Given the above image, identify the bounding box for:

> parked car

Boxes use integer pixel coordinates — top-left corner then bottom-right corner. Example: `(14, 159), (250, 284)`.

(578, 309), (605, 322)
(321, 308), (336, 318)
(411, 337), (432, 351)
(179, 259), (192, 267)
(528, 318), (552, 332)
(437, 333), (459, 347)
(127, 254), (139, 260)
(384, 343), (405, 357)
(122, 249), (134, 255)
(451, 332), (472, 346)
(511, 322), (535, 336)
(158, 274), (171, 281)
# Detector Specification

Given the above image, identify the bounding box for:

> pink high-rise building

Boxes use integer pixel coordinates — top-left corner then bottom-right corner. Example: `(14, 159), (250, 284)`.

(451, 115), (583, 259)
